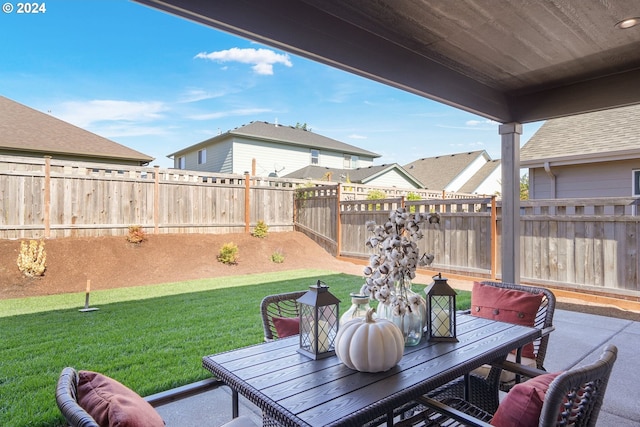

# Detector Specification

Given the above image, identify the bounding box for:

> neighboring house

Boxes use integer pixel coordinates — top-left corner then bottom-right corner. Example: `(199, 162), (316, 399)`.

(284, 163), (424, 189)
(521, 104), (640, 199)
(0, 96), (154, 166)
(404, 150), (501, 195)
(167, 121), (380, 176)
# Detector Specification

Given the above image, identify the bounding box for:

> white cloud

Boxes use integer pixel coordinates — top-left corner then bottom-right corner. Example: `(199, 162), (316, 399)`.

(189, 108), (273, 121)
(54, 100), (167, 127)
(466, 119), (498, 127)
(348, 134), (367, 140)
(194, 48), (292, 75)
(179, 89), (226, 103)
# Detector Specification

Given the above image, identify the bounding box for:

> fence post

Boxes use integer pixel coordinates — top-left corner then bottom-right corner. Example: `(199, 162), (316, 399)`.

(336, 184), (342, 257)
(491, 195), (497, 280)
(245, 172), (251, 233)
(44, 156), (51, 238)
(154, 165), (160, 235)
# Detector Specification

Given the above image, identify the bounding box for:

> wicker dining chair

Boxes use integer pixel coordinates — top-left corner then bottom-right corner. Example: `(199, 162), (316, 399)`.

(400, 344), (618, 427)
(427, 280), (556, 414)
(260, 290), (307, 341)
(56, 367), (257, 427)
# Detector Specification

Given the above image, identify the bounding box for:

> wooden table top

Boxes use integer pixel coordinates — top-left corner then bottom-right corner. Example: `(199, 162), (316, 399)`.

(203, 314), (540, 427)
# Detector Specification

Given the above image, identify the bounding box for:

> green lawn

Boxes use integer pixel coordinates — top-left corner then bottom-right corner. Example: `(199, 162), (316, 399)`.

(0, 269), (470, 427)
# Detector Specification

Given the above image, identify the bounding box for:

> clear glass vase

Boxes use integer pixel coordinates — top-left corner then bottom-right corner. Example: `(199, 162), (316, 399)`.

(377, 283), (426, 346)
(340, 293), (373, 326)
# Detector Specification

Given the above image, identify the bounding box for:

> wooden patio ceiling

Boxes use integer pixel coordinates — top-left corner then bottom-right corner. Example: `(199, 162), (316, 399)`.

(135, 0), (640, 124)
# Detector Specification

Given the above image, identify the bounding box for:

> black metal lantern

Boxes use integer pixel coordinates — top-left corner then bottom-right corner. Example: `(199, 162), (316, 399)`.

(297, 280), (341, 359)
(424, 273), (458, 342)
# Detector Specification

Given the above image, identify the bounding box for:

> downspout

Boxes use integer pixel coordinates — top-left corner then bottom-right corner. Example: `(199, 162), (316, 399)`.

(544, 161), (556, 198)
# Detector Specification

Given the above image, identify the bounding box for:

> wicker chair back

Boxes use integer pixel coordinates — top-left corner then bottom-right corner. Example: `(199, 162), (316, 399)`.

(55, 367), (99, 427)
(260, 290), (306, 341)
(479, 280), (556, 371)
(540, 344), (617, 427)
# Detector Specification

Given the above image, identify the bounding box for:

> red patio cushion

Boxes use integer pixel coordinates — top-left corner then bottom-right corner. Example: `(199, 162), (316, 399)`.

(77, 370), (165, 427)
(490, 372), (561, 427)
(273, 316), (300, 338)
(471, 282), (543, 358)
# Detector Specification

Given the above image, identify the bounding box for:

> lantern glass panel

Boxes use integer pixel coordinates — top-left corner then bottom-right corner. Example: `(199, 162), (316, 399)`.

(430, 295), (453, 337)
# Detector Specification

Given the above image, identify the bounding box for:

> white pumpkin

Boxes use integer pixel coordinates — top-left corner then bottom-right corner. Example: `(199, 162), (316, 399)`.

(335, 308), (404, 373)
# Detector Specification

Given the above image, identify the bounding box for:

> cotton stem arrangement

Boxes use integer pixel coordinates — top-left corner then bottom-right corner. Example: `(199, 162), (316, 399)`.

(360, 207), (434, 316)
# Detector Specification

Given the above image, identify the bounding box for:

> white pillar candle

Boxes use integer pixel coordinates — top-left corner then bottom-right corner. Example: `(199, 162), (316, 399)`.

(431, 309), (451, 337)
(311, 320), (330, 353)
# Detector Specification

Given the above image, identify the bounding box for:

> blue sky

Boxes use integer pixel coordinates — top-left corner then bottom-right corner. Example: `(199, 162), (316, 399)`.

(1, 1), (542, 168)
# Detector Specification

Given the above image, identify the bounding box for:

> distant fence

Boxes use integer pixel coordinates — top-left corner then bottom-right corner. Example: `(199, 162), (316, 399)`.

(295, 187), (640, 298)
(1, 155), (471, 240)
(0, 155), (298, 238)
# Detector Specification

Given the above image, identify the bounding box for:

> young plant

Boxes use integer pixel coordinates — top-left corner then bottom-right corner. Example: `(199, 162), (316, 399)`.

(217, 242), (239, 265)
(17, 239), (47, 277)
(252, 220), (269, 238)
(366, 189), (386, 211)
(406, 192), (421, 213)
(126, 225), (146, 244)
(271, 250), (285, 264)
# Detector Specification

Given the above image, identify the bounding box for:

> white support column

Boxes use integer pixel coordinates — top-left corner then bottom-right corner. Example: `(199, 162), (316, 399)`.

(499, 123), (522, 283)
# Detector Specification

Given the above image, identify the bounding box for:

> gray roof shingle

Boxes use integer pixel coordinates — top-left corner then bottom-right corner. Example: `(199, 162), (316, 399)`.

(403, 150), (490, 190)
(521, 104), (640, 167)
(169, 121), (380, 158)
(0, 96), (154, 163)
(284, 163), (423, 187)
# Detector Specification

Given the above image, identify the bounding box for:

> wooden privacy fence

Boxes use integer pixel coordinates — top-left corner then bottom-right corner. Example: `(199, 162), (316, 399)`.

(4, 156), (640, 297)
(0, 156), (298, 239)
(295, 187), (640, 297)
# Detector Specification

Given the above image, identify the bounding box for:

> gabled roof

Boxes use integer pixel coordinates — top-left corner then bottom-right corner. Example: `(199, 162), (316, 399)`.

(404, 150), (490, 191)
(458, 159), (501, 194)
(284, 163), (424, 187)
(168, 121), (380, 158)
(0, 96), (154, 164)
(521, 104), (640, 168)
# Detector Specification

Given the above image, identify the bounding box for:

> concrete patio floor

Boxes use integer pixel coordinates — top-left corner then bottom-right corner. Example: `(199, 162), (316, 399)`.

(154, 307), (640, 426)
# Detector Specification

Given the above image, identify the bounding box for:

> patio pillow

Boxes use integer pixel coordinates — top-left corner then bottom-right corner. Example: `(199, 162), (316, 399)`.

(470, 282), (543, 358)
(77, 370), (165, 427)
(273, 316), (300, 338)
(490, 372), (561, 427)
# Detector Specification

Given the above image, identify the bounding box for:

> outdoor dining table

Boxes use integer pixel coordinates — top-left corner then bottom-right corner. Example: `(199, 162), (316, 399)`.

(202, 313), (541, 427)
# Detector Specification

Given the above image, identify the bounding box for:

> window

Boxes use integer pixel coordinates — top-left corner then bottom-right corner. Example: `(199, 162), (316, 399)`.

(343, 154), (359, 168)
(178, 156), (185, 169)
(198, 149), (206, 165)
(633, 170), (640, 196)
(311, 149), (319, 165)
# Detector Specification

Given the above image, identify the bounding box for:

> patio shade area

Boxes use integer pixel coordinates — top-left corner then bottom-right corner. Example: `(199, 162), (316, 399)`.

(134, 0), (640, 286)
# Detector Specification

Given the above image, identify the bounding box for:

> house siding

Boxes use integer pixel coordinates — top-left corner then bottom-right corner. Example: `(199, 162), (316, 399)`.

(445, 155), (488, 191)
(474, 167), (501, 195)
(365, 169), (420, 188)
(229, 137), (374, 176)
(529, 159), (640, 199)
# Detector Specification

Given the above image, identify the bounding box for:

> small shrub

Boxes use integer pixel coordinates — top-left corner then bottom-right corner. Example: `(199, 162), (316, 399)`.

(366, 189), (386, 211)
(252, 220), (269, 238)
(217, 242), (239, 265)
(126, 225), (146, 244)
(406, 192), (421, 213)
(17, 239), (47, 277)
(271, 250), (285, 263)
